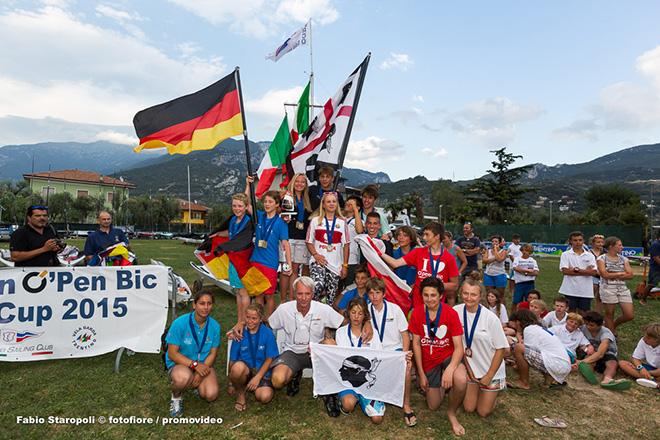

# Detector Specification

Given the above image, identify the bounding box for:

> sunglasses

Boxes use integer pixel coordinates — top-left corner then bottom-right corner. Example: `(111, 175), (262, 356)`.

(29, 205), (48, 211)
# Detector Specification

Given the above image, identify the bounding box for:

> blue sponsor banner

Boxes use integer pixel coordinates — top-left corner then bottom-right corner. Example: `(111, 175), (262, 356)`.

(526, 243), (643, 257)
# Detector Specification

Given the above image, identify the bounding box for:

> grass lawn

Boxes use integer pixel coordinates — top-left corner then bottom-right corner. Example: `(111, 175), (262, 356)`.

(1, 239), (659, 439)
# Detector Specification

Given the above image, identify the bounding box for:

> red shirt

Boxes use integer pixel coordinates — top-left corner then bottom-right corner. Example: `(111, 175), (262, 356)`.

(402, 246), (459, 310)
(408, 304), (463, 372)
(518, 301), (530, 310)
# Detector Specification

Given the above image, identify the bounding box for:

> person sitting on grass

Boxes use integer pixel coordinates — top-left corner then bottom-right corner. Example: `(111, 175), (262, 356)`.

(333, 264), (370, 313)
(542, 297), (569, 328)
(507, 309), (571, 390)
(409, 277), (467, 436)
(618, 323), (660, 383)
(577, 311), (631, 390)
(228, 303), (279, 412)
(332, 297), (385, 424)
(486, 289), (508, 327)
(454, 278), (508, 418)
(549, 313), (594, 370)
(529, 299), (548, 320)
(511, 243), (539, 313)
(165, 290), (221, 417)
(366, 278), (417, 427)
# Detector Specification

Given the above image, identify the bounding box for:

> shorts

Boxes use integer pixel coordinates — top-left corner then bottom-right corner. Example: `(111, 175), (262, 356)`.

(290, 239), (310, 265)
(167, 365), (215, 383)
(523, 345), (548, 374)
(246, 367), (273, 389)
(228, 263), (244, 289)
(250, 262), (278, 295)
(599, 283), (632, 304)
(467, 376), (507, 391)
(565, 295), (592, 311)
(338, 391), (386, 417)
(513, 281), (535, 304)
(508, 269), (515, 280)
(484, 273), (507, 288)
(270, 350), (312, 375)
(641, 363), (656, 371)
(592, 276), (601, 285)
(425, 356), (453, 389)
(593, 353), (618, 374)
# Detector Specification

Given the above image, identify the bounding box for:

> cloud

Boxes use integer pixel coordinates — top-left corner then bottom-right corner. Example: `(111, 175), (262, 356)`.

(168, 0), (338, 39)
(379, 52), (414, 71)
(380, 109), (422, 125)
(344, 136), (405, 170)
(94, 130), (138, 145)
(0, 5), (226, 126)
(413, 94), (424, 103)
(556, 45), (660, 139)
(95, 4), (143, 22)
(444, 97), (543, 146)
(245, 86), (305, 117)
(420, 123), (442, 132)
(421, 147), (448, 158)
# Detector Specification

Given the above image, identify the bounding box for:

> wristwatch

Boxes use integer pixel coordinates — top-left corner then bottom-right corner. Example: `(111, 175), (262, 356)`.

(189, 360), (199, 371)
(636, 365), (644, 371)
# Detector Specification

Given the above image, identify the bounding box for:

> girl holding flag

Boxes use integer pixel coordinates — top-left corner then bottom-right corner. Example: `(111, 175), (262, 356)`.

(453, 278), (508, 418)
(306, 192), (349, 305)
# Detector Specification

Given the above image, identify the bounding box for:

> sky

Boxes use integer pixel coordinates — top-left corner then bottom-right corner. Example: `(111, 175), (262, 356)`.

(2, 0), (660, 181)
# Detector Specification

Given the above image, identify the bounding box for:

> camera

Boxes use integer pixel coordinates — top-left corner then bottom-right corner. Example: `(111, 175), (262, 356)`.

(54, 238), (66, 249)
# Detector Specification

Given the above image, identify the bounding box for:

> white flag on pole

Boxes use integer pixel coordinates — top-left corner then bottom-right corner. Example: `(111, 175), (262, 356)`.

(266, 20), (309, 62)
(310, 343), (406, 406)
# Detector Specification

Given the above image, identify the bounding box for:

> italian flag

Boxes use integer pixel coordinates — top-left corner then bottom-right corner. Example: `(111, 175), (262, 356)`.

(255, 81), (310, 197)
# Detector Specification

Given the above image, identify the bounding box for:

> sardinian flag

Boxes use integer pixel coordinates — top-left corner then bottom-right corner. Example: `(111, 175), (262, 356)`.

(355, 234), (413, 313)
(310, 343), (406, 406)
(286, 55), (370, 187)
(266, 20), (309, 62)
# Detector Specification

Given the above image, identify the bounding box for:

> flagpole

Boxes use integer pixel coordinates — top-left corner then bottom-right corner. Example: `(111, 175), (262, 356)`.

(333, 53), (371, 191)
(234, 67), (259, 227)
(187, 164), (192, 234)
(308, 19), (314, 120)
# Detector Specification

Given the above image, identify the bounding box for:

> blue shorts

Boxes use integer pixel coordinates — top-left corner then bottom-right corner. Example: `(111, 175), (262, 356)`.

(513, 281), (535, 304)
(228, 263), (244, 289)
(338, 390), (385, 417)
(565, 295), (591, 312)
(641, 363), (656, 371)
(484, 273), (507, 288)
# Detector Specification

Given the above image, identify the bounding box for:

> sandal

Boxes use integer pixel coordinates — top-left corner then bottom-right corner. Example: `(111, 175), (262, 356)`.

(601, 379), (632, 391)
(404, 411), (417, 427)
(578, 362), (599, 385)
(234, 394), (247, 412)
(534, 416), (567, 429)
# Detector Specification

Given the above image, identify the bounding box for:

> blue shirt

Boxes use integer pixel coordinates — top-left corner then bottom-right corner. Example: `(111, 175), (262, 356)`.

(337, 288), (370, 311)
(250, 210), (289, 269)
(650, 239), (660, 274)
(165, 312), (221, 369)
(83, 226), (128, 257)
(229, 324), (279, 376)
(393, 247), (417, 286)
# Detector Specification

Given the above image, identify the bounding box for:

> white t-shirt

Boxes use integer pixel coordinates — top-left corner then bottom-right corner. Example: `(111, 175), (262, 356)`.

(549, 324), (590, 355)
(508, 243), (522, 260)
(484, 249), (507, 276)
(369, 300), (408, 351)
(558, 248), (597, 298)
(542, 311), (567, 328)
(454, 304), (508, 380)
(336, 323), (382, 350)
(346, 217), (360, 264)
(523, 325), (571, 382)
(306, 216), (349, 274)
(489, 305), (508, 324)
(632, 338), (660, 369)
(512, 256), (539, 283)
(269, 300), (344, 354)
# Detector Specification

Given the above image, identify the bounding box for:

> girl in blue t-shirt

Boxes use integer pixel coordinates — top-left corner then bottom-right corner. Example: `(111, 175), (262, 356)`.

(228, 303), (279, 411)
(393, 226), (418, 287)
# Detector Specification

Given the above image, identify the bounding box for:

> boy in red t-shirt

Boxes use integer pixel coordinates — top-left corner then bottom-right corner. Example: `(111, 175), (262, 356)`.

(382, 222), (459, 312)
(409, 277), (467, 436)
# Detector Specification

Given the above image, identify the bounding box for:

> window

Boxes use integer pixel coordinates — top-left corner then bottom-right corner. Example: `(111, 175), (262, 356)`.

(107, 192), (114, 203)
(77, 190), (89, 198)
(41, 186), (55, 198)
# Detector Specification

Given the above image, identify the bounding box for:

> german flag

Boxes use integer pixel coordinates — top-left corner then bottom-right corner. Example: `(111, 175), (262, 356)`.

(133, 72), (243, 155)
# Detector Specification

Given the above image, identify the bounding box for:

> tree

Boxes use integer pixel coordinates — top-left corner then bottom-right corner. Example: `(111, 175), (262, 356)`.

(385, 193), (424, 225)
(584, 184), (647, 225)
(48, 193), (74, 225)
(72, 196), (95, 223)
(207, 203), (231, 230)
(430, 180), (468, 224)
(467, 147), (535, 223)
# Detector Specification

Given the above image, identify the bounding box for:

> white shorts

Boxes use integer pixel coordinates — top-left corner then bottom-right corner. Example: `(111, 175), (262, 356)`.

(599, 283), (632, 304)
(290, 239), (310, 265)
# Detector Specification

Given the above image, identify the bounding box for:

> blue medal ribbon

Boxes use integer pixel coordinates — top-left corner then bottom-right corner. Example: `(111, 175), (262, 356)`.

(347, 324), (363, 347)
(296, 195), (305, 222)
(257, 211), (277, 244)
(425, 304), (442, 342)
(246, 325), (261, 368)
(324, 215), (337, 247)
(188, 313), (210, 361)
(370, 301), (388, 344)
(463, 305), (482, 352)
(428, 246), (445, 278)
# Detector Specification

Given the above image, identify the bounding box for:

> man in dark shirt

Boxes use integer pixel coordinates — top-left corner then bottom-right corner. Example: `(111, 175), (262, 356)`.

(9, 205), (63, 267)
(454, 222), (481, 278)
(643, 229), (660, 302)
(83, 211), (128, 263)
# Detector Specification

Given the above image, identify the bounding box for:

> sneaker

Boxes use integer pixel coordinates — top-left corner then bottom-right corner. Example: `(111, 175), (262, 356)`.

(324, 394), (340, 418)
(169, 397), (183, 417)
(287, 371), (302, 397)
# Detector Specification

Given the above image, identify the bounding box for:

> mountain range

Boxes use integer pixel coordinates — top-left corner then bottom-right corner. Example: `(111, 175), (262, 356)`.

(0, 140), (657, 208)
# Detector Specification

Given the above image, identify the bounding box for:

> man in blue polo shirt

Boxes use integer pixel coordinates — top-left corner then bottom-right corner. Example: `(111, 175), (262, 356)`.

(83, 211), (128, 263)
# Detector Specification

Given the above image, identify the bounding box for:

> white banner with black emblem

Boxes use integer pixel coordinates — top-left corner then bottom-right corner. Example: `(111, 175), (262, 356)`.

(0, 265), (169, 362)
(310, 343), (406, 406)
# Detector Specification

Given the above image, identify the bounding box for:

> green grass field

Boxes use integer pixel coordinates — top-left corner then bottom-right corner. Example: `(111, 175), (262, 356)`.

(1, 239), (658, 439)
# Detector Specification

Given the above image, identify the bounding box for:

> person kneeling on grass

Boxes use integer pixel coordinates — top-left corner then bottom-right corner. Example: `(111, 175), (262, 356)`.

(619, 322), (660, 385)
(507, 309), (571, 390)
(228, 303), (279, 411)
(165, 290), (221, 417)
(409, 277), (467, 436)
(577, 311), (631, 390)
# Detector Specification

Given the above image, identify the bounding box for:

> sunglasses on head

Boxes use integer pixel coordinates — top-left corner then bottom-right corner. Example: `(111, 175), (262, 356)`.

(29, 205), (48, 211)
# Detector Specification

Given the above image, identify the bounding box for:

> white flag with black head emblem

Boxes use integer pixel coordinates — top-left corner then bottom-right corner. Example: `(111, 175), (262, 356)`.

(310, 343), (406, 406)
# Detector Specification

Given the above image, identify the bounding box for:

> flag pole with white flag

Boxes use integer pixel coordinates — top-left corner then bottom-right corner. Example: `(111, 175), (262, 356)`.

(310, 343), (406, 407)
(266, 20), (310, 63)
